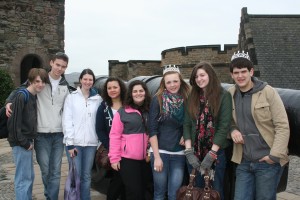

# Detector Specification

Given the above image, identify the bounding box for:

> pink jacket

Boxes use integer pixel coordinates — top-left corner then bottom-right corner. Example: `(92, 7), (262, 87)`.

(108, 106), (148, 164)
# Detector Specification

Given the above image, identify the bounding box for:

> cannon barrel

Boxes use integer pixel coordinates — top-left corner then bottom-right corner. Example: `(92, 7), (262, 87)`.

(94, 75), (299, 198)
(95, 76), (300, 156)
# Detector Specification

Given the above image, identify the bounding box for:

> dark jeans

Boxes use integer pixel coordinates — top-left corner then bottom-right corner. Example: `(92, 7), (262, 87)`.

(34, 132), (64, 200)
(234, 159), (281, 200)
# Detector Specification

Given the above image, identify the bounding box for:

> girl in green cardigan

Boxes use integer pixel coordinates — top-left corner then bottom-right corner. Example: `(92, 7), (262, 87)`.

(183, 62), (232, 200)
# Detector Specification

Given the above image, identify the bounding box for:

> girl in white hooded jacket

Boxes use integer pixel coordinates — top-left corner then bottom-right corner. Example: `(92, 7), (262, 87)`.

(63, 68), (102, 200)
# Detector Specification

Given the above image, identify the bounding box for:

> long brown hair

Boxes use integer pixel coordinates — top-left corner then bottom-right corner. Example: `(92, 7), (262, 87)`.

(155, 71), (190, 113)
(101, 77), (127, 107)
(188, 62), (222, 119)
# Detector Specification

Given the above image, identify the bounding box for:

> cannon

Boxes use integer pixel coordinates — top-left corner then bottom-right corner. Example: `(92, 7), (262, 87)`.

(95, 75), (300, 155)
(94, 75), (300, 199)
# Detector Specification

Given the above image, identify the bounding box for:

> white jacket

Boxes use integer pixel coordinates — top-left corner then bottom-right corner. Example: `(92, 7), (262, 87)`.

(63, 87), (102, 147)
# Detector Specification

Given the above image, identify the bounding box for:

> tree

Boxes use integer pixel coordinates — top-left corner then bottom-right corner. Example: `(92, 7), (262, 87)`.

(0, 69), (14, 107)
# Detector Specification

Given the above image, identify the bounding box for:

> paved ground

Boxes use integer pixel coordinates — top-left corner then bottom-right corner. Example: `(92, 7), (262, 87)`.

(0, 138), (299, 200)
(0, 139), (105, 200)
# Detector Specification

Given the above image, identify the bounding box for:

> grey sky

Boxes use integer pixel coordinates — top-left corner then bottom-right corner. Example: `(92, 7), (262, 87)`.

(64, 0), (300, 76)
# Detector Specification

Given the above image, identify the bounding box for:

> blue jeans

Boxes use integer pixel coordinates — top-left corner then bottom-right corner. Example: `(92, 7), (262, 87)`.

(186, 149), (226, 200)
(34, 133), (64, 200)
(66, 146), (97, 200)
(12, 146), (34, 200)
(150, 153), (186, 200)
(234, 159), (281, 200)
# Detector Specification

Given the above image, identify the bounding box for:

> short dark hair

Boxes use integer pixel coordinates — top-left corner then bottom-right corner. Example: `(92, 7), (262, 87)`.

(51, 52), (69, 63)
(101, 77), (127, 107)
(79, 68), (95, 84)
(230, 57), (254, 73)
(125, 80), (151, 112)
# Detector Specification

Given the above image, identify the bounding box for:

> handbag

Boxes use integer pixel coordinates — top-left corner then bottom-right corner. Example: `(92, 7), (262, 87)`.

(0, 107), (8, 139)
(95, 144), (111, 170)
(176, 169), (220, 200)
(64, 158), (80, 200)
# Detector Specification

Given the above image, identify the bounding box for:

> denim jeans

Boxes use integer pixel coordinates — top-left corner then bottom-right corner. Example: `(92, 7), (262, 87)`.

(66, 145), (97, 200)
(34, 132), (64, 200)
(234, 159), (282, 200)
(150, 153), (186, 200)
(12, 146), (34, 200)
(186, 149), (226, 200)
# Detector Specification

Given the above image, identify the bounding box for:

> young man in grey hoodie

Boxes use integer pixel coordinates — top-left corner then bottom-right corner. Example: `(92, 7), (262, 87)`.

(228, 51), (290, 200)
(6, 52), (72, 200)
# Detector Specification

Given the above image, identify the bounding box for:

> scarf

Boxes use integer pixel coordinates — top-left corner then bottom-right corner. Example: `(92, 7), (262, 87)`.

(159, 89), (184, 123)
(194, 95), (215, 161)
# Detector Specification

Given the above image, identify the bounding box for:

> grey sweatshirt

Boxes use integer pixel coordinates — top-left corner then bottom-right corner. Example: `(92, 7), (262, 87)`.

(234, 77), (279, 162)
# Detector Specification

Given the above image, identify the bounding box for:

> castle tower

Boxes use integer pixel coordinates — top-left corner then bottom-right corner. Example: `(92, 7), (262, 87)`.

(0, 0), (66, 85)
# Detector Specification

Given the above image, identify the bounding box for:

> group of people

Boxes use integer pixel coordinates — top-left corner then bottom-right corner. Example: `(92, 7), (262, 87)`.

(5, 50), (289, 200)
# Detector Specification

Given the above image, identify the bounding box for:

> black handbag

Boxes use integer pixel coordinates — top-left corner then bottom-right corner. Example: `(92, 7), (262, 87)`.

(0, 107), (8, 139)
(176, 169), (220, 200)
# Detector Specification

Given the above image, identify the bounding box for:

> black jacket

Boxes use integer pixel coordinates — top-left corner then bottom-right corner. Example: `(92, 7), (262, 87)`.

(95, 101), (114, 149)
(7, 90), (37, 149)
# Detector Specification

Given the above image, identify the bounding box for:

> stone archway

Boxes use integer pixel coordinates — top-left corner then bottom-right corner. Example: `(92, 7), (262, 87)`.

(20, 54), (42, 84)
(10, 48), (48, 86)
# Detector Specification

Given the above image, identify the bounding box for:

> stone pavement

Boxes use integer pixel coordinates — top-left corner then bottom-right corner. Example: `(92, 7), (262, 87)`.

(0, 139), (105, 200)
(0, 138), (300, 200)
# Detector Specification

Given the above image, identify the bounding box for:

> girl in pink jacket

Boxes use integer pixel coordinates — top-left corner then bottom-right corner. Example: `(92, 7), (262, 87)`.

(109, 80), (151, 200)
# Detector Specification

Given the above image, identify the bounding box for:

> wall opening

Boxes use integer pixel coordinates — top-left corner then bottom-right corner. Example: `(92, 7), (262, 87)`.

(20, 54), (42, 84)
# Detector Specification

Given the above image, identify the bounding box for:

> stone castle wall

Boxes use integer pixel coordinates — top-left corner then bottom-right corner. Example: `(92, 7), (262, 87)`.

(110, 44), (238, 83)
(0, 0), (65, 85)
(162, 44), (237, 83)
(109, 60), (162, 81)
(161, 44), (237, 66)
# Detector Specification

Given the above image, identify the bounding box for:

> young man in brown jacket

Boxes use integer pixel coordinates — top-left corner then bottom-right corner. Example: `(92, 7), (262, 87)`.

(228, 51), (290, 200)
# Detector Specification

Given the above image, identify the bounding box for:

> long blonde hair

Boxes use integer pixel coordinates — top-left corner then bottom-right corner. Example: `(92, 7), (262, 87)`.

(155, 71), (190, 113)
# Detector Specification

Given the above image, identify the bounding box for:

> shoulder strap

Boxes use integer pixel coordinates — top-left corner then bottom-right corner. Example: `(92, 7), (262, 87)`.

(17, 89), (29, 103)
(185, 168), (197, 190)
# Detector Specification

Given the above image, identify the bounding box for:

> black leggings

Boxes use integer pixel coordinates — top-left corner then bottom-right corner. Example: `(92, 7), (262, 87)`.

(120, 157), (147, 200)
(107, 169), (126, 200)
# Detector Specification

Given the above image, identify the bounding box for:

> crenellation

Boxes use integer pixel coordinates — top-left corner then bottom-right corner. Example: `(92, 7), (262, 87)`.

(109, 44), (238, 82)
